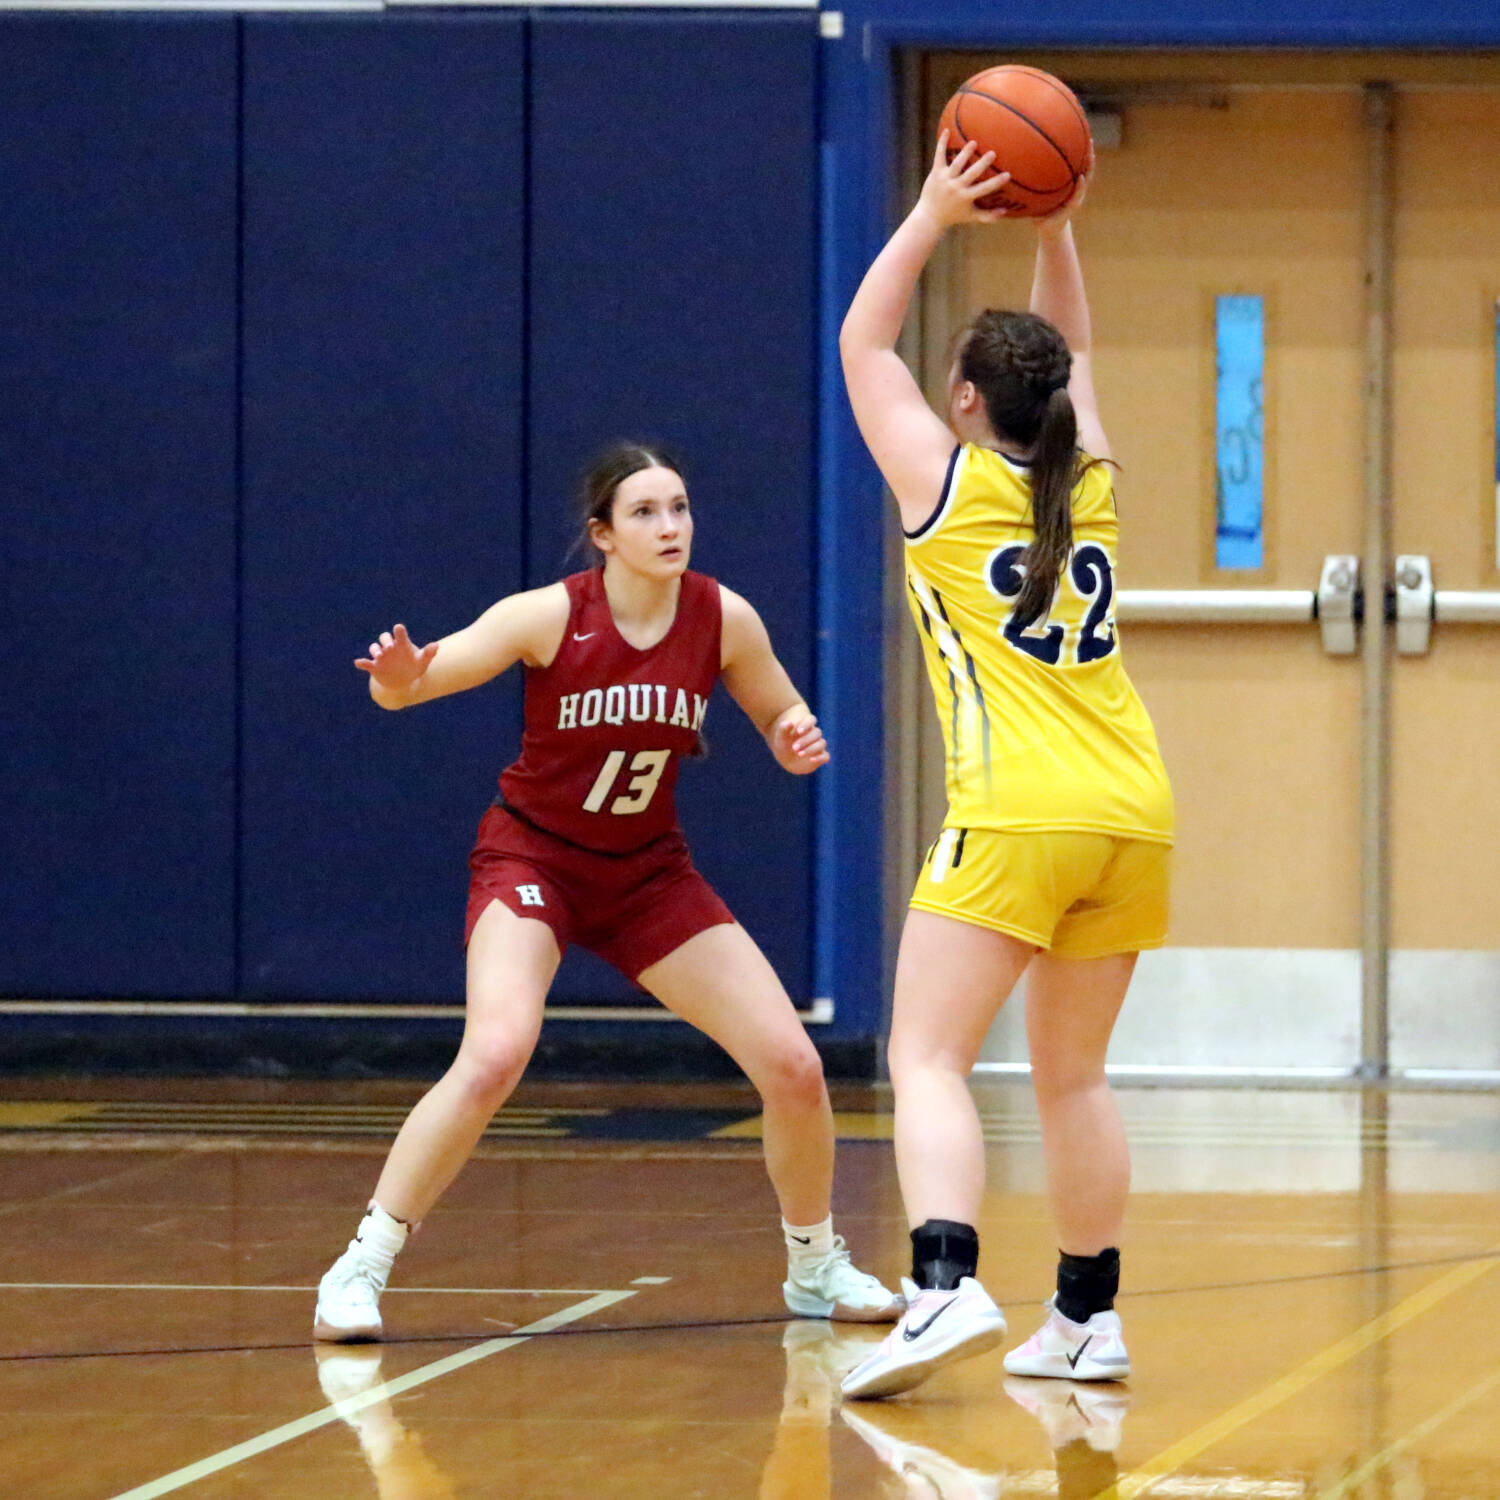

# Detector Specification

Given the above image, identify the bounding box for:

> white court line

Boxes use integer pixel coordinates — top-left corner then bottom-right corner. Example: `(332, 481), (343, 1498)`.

(108, 1288), (637, 1500)
(0, 1281), (614, 1295)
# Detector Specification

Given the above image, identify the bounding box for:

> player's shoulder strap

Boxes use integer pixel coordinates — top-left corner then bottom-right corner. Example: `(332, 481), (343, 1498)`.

(902, 445), (965, 544)
(905, 443), (1040, 546)
(680, 568), (724, 628)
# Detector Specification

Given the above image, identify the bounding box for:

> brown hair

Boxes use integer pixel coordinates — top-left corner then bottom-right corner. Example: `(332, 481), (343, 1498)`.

(958, 310), (1086, 625)
(576, 442), (685, 560)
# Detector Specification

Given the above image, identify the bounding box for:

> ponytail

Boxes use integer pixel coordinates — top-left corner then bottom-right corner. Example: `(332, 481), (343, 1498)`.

(958, 310), (1085, 626)
(1013, 385), (1079, 626)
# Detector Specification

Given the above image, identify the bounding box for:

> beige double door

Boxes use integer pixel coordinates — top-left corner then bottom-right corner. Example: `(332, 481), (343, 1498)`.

(906, 52), (1500, 1076)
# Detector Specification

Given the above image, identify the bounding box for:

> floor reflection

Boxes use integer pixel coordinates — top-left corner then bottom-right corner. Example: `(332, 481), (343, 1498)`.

(1004, 1377), (1126, 1499)
(315, 1344), (457, 1500)
(837, 1373), (1128, 1500)
(762, 1320), (880, 1499)
(841, 1401), (1005, 1499)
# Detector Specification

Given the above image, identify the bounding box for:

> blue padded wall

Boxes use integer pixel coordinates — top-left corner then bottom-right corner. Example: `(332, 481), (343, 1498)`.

(528, 12), (820, 1005)
(0, 16), (238, 997)
(239, 14), (527, 1001)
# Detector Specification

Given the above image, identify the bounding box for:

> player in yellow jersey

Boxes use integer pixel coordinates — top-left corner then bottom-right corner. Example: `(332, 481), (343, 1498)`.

(838, 137), (1173, 1399)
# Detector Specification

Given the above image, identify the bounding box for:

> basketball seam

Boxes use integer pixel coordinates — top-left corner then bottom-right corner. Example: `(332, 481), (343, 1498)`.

(955, 87), (1079, 195)
(1023, 69), (1091, 139)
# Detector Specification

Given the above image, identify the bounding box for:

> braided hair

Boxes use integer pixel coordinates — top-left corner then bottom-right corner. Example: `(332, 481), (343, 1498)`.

(958, 310), (1081, 626)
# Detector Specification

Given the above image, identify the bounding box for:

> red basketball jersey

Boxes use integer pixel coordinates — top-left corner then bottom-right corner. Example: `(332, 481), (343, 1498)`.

(497, 568), (722, 853)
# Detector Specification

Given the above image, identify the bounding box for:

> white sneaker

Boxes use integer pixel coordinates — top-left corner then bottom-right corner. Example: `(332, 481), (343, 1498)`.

(314, 1244), (388, 1342)
(1003, 1299), (1130, 1381)
(840, 1277), (1007, 1399)
(783, 1236), (904, 1322)
(1003, 1374), (1130, 1451)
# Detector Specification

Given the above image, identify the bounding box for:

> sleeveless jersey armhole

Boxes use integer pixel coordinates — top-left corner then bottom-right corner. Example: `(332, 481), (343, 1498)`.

(530, 573), (590, 675)
(904, 446), (964, 544)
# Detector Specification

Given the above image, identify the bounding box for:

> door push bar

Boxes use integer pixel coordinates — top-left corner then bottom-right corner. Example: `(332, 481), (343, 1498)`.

(1116, 554), (1360, 655)
(1120, 555), (1500, 656)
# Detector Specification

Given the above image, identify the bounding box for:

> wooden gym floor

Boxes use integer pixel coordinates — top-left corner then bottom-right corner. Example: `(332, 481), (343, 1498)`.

(4, 1075), (1500, 1499)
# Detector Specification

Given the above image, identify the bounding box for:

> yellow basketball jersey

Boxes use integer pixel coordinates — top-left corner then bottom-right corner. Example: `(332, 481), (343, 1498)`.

(904, 443), (1174, 843)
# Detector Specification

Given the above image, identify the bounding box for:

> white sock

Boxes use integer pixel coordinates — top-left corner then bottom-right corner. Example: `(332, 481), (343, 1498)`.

(783, 1215), (835, 1268)
(348, 1202), (410, 1275)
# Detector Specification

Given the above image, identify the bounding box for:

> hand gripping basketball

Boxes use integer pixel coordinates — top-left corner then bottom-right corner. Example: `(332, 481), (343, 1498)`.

(919, 134), (1013, 228)
(937, 64), (1094, 217)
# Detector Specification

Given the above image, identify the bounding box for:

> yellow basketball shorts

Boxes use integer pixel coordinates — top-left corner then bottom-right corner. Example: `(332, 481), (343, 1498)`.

(909, 828), (1171, 959)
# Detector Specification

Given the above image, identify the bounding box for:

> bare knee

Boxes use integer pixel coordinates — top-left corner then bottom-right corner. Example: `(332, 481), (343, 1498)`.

(753, 1037), (827, 1115)
(450, 1031), (532, 1109)
(1031, 1056), (1107, 1108)
(887, 1032), (968, 1093)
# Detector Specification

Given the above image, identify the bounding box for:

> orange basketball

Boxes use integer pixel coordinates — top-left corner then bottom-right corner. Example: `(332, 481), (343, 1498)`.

(937, 65), (1093, 217)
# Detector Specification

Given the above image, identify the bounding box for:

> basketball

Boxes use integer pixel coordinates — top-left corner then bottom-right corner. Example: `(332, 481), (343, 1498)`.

(937, 65), (1093, 217)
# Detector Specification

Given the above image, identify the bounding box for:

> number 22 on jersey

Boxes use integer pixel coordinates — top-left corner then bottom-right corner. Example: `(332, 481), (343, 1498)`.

(582, 750), (670, 815)
(986, 542), (1117, 667)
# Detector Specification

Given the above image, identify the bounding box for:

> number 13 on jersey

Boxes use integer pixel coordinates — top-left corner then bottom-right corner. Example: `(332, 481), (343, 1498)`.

(582, 749), (670, 815)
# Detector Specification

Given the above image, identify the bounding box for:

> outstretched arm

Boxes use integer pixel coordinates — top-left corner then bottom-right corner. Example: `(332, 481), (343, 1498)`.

(718, 586), (828, 775)
(355, 583), (569, 710)
(839, 136), (1009, 530)
(1029, 184), (1110, 460)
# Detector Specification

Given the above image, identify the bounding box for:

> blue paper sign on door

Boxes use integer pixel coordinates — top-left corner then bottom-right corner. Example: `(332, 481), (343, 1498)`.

(1216, 295), (1265, 570)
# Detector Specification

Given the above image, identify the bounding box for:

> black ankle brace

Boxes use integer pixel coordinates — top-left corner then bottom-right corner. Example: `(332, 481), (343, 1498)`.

(1055, 1247), (1120, 1324)
(910, 1219), (979, 1291)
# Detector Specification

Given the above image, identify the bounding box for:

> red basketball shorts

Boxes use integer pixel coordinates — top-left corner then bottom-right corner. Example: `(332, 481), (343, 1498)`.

(464, 804), (735, 980)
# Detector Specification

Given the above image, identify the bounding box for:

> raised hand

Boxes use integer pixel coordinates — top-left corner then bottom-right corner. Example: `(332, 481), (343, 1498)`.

(1034, 168), (1091, 240)
(917, 133), (1011, 230)
(355, 623), (439, 692)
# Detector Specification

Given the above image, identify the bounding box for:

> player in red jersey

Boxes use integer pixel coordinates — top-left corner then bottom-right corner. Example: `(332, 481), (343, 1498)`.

(314, 443), (902, 1341)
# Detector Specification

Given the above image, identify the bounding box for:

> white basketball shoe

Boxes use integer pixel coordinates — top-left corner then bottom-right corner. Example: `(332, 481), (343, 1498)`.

(840, 1277), (1007, 1399)
(783, 1236), (905, 1322)
(314, 1246), (388, 1342)
(1003, 1298), (1130, 1381)
(313, 1206), (409, 1343)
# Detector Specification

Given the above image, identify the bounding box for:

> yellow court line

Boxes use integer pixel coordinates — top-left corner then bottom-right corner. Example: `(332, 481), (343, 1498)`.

(1098, 1255), (1500, 1500)
(0, 1103), (105, 1126)
(1316, 1362), (1500, 1499)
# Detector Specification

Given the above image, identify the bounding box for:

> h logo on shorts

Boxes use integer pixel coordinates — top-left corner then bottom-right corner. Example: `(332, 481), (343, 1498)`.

(515, 884), (545, 908)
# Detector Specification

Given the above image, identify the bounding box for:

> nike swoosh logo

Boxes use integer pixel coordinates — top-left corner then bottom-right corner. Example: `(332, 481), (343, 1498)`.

(789, 1235), (811, 1245)
(1065, 1334), (1094, 1369)
(901, 1296), (957, 1342)
(572, 631), (595, 641)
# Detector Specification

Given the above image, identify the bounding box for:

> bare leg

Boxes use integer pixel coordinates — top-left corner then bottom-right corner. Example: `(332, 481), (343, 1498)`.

(369, 900), (559, 1224)
(887, 909), (1036, 1229)
(1023, 951), (1136, 1255)
(638, 923), (832, 1225)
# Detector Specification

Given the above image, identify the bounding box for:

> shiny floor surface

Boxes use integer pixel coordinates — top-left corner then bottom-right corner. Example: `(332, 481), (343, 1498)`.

(5, 1077), (1500, 1499)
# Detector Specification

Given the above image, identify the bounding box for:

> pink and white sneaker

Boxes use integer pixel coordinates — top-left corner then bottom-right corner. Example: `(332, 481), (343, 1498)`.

(839, 1277), (1007, 1400)
(1003, 1299), (1130, 1381)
